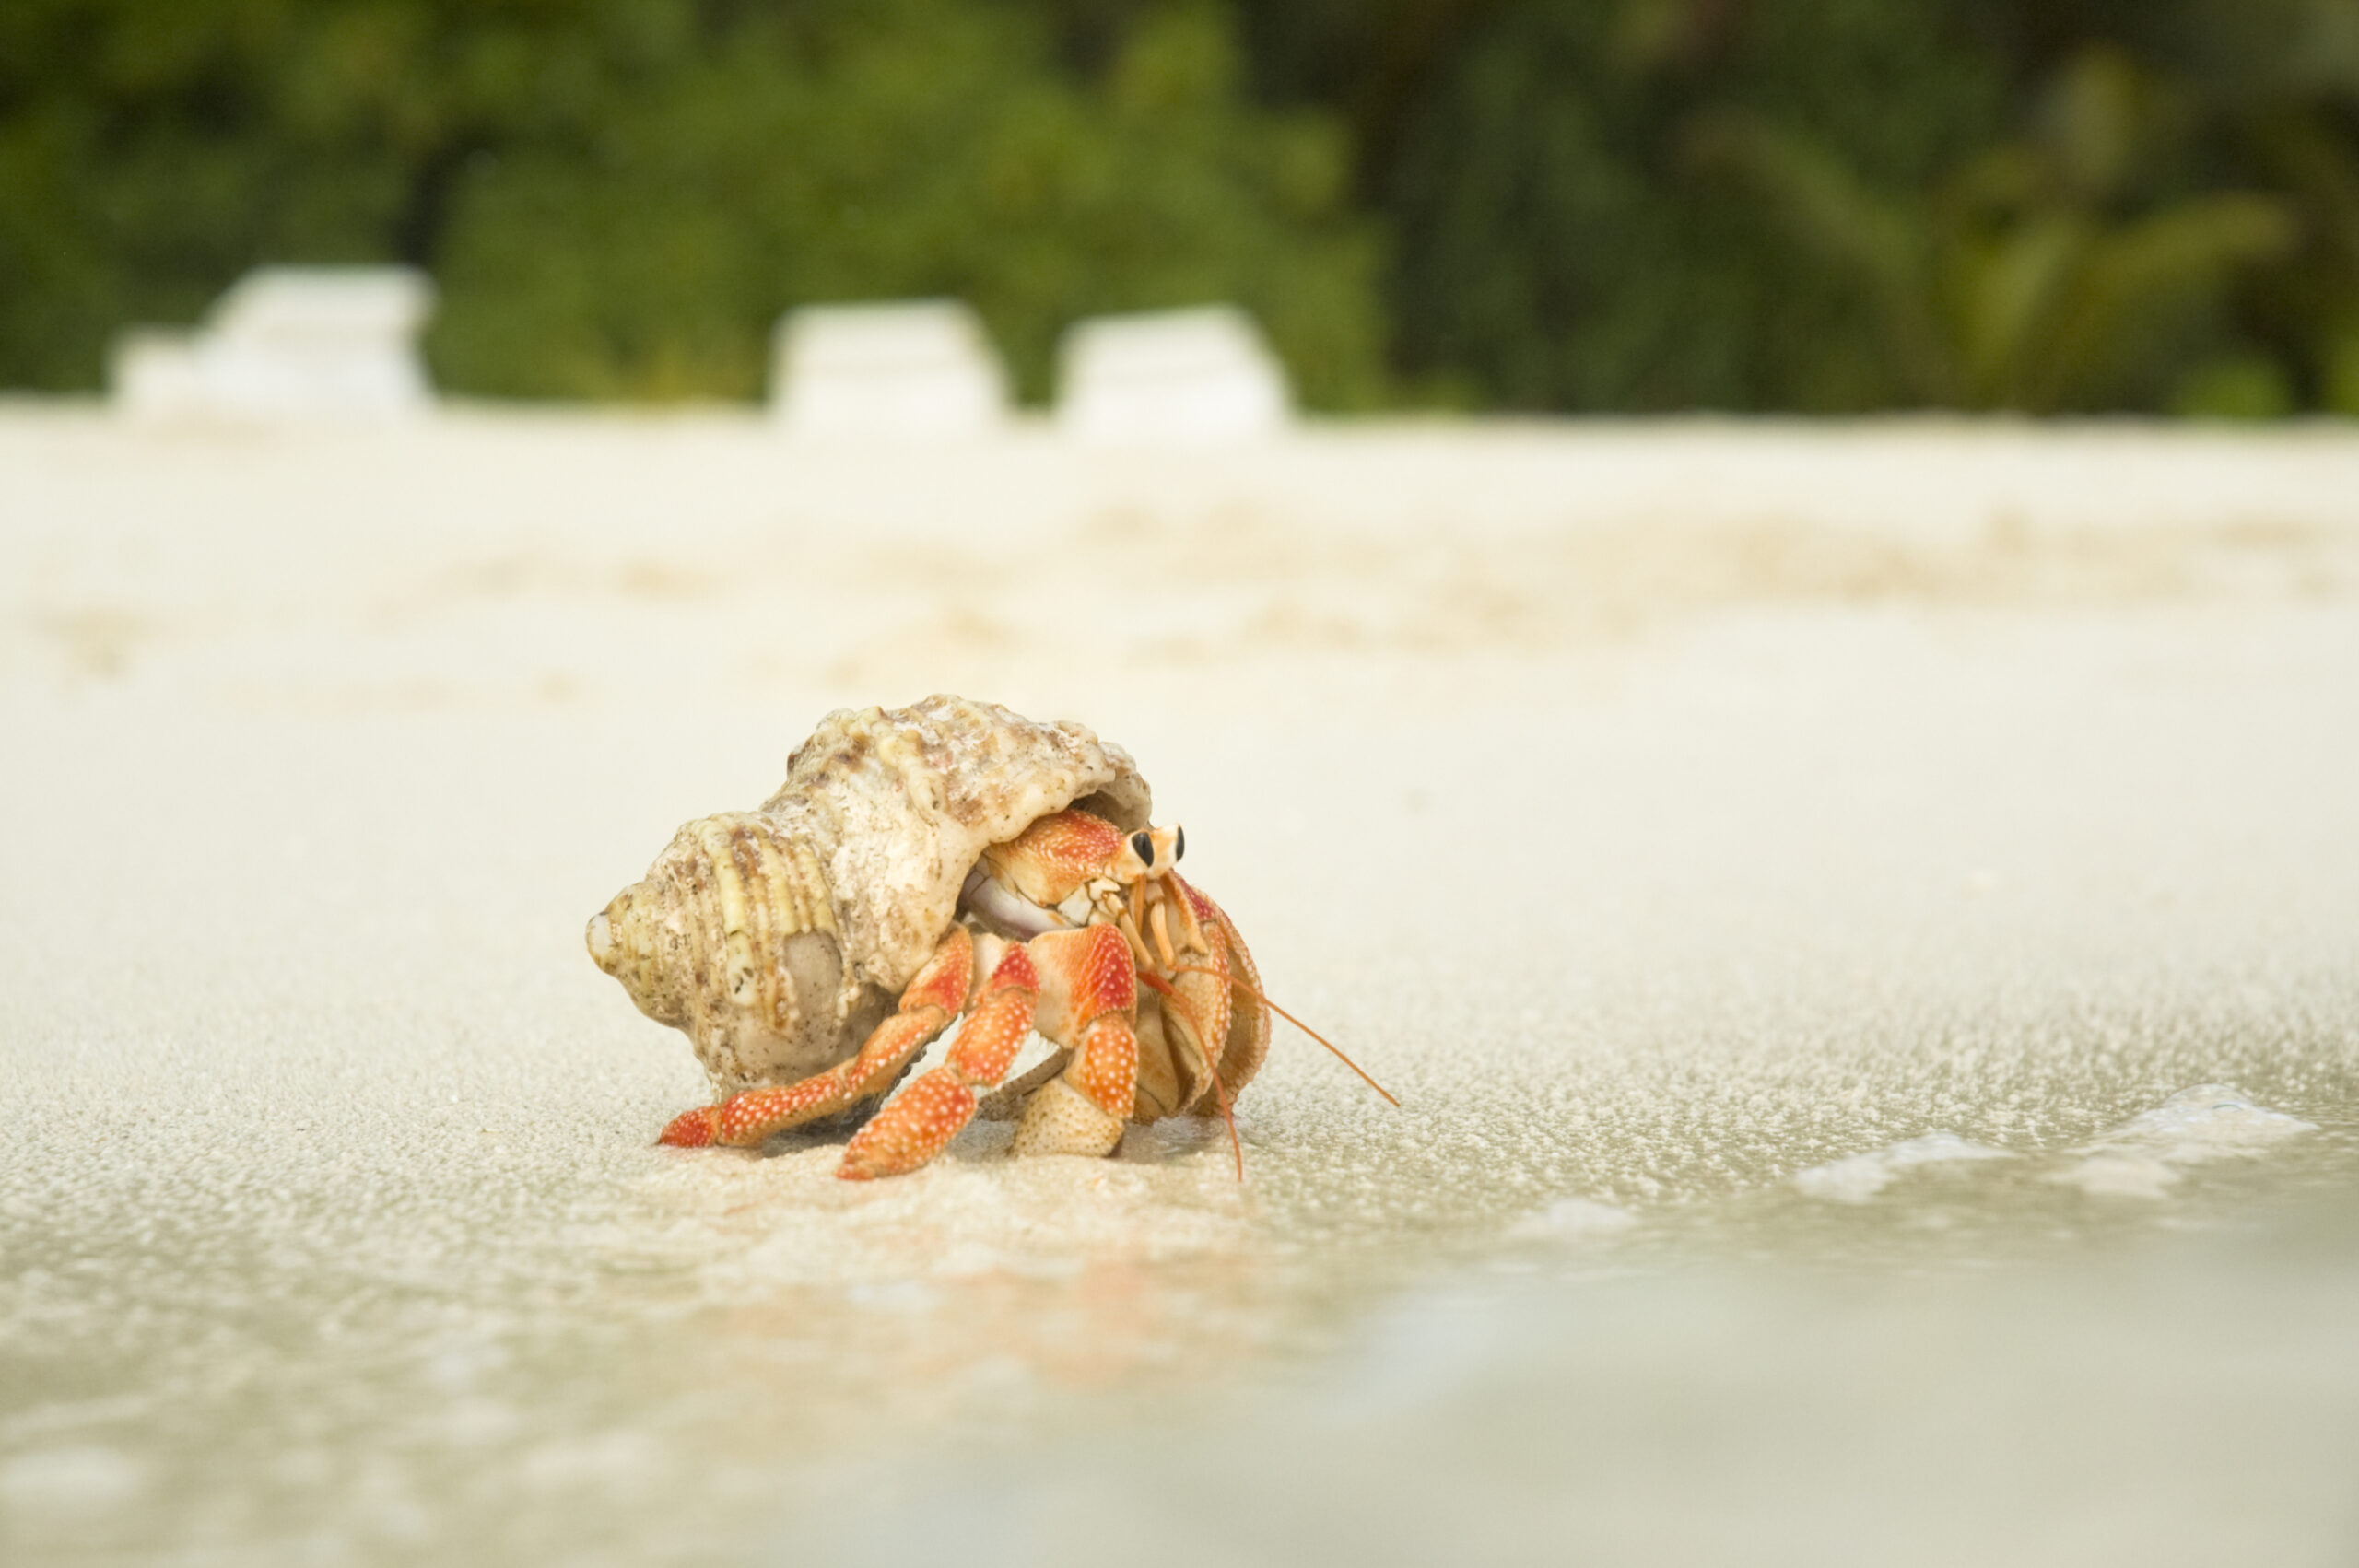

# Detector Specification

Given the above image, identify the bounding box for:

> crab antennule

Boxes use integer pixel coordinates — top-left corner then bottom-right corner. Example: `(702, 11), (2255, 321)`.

(1198, 1035), (1243, 1182)
(1146, 899), (1180, 968)
(1167, 963), (1400, 1108)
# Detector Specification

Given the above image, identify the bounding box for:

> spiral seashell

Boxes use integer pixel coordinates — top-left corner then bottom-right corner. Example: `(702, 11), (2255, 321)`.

(587, 695), (1151, 1099)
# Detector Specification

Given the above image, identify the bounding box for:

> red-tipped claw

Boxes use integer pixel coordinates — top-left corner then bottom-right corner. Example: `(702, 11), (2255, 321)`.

(658, 1106), (721, 1147)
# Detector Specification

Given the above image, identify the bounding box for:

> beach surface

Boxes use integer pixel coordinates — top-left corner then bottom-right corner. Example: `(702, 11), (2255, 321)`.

(4, 408), (2357, 1563)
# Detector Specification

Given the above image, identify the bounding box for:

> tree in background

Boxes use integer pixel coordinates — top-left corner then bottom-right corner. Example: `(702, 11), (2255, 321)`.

(1244, 0), (2359, 414)
(1691, 46), (2297, 414)
(2133, 0), (2359, 414)
(1250, 0), (2017, 411)
(9, 0), (2359, 413)
(0, 0), (1384, 404)
(0, 0), (448, 391)
(430, 0), (1383, 402)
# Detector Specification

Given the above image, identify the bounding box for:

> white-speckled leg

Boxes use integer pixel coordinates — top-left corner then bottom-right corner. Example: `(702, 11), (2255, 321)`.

(1007, 928), (1138, 1159)
(1012, 1073), (1126, 1158)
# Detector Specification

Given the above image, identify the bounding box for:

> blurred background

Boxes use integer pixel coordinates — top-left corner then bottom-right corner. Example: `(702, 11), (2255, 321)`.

(9, 0), (2359, 417)
(7, 6), (2359, 1565)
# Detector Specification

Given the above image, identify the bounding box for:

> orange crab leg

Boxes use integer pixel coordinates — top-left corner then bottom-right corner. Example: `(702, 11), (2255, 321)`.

(1047, 923), (1144, 1116)
(1009, 923), (1143, 1161)
(839, 942), (1042, 1179)
(658, 927), (977, 1148)
(1069, 1013), (1140, 1122)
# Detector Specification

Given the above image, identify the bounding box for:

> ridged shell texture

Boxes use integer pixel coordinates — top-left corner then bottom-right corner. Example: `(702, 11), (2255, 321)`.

(588, 696), (1150, 1097)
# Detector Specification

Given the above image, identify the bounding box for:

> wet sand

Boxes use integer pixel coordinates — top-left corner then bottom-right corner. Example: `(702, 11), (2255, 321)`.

(3, 409), (2356, 1563)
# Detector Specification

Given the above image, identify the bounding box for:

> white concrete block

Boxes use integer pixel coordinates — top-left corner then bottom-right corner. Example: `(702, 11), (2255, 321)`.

(109, 329), (209, 418)
(112, 266), (436, 420)
(771, 300), (1009, 439)
(1056, 306), (1292, 444)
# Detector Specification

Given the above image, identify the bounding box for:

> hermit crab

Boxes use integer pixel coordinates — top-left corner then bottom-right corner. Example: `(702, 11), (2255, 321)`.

(585, 696), (1381, 1179)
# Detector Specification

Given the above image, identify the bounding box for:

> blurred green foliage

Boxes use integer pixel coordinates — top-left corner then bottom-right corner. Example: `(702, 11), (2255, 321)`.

(1255, 0), (2359, 414)
(0, 0), (1380, 404)
(1686, 48), (2300, 413)
(7, 0), (2359, 413)
(428, 1), (1383, 401)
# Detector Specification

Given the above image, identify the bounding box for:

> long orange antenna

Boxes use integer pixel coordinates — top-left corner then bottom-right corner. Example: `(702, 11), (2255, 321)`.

(1167, 964), (1400, 1108)
(1137, 970), (1245, 1179)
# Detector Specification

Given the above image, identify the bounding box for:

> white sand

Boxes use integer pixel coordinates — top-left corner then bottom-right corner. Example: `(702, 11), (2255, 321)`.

(3, 407), (2356, 1562)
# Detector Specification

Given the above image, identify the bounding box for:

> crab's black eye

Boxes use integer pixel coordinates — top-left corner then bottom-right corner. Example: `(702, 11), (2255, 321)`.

(1130, 830), (1155, 866)
(1173, 825), (1186, 861)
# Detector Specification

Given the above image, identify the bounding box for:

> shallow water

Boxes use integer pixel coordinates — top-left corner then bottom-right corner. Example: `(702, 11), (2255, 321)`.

(3, 417), (2356, 1562)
